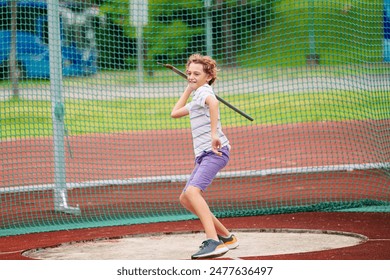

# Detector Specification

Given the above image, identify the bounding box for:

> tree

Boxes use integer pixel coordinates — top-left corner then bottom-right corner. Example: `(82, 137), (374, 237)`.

(98, 0), (204, 69)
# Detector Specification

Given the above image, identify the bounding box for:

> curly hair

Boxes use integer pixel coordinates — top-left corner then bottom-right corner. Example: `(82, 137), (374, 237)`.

(186, 53), (219, 85)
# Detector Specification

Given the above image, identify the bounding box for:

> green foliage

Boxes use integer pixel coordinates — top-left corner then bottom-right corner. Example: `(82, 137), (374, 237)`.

(98, 0), (274, 69)
(239, 0), (383, 67)
(211, 0), (274, 63)
(146, 0), (204, 66)
(100, 0), (136, 37)
(99, 0), (205, 69)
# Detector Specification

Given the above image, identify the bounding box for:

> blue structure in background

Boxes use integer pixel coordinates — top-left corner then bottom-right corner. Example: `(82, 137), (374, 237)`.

(0, 1), (98, 79)
(384, 0), (390, 61)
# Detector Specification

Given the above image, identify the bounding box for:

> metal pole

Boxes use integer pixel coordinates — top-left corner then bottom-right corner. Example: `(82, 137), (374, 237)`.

(136, 25), (144, 84)
(130, 0), (148, 85)
(306, 0), (319, 65)
(10, 0), (19, 99)
(308, 0), (316, 55)
(47, 0), (80, 214)
(205, 0), (213, 56)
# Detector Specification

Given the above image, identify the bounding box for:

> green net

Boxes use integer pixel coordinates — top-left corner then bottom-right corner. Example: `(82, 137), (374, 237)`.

(1, 0), (389, 237)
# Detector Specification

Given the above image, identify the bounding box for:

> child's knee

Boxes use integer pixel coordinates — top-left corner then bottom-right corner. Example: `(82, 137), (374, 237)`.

(180, 186), (200, 206)
(180, 188), (195, 206)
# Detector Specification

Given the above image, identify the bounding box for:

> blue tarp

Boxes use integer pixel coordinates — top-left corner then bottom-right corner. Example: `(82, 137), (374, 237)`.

(384, 0), (390, 61)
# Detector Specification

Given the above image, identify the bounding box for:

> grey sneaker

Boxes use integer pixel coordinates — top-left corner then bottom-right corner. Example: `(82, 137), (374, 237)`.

(218, 234), (239, 249)
(191, 239), (229, 259)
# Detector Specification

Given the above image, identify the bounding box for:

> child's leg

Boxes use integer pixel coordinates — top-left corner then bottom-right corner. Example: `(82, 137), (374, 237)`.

(210, 212), (230, 237)
(180, 186), (219, 240)
(180, 187), (230, 238)
(180, 148), (230, 241)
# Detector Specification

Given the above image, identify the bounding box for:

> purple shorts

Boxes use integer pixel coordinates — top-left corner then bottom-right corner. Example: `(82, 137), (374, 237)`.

(184, 146), (230, 192)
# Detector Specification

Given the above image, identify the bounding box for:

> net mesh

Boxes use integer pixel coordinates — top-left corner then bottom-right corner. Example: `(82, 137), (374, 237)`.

(1, 0), (389, 237)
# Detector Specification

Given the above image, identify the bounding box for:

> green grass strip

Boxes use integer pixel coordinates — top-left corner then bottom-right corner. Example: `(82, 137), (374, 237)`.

(1, 90), (389, 140)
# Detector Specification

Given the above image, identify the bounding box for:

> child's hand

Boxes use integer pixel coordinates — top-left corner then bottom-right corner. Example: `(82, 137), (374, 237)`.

(212, 136), (222, 156)
(185, 84), (194, 92)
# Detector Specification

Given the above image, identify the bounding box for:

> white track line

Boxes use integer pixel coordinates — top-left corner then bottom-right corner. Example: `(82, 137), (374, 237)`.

(1, 162), (389, 194)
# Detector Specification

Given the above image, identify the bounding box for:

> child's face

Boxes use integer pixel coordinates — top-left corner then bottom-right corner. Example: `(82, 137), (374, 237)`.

(186, 63), (212, 91)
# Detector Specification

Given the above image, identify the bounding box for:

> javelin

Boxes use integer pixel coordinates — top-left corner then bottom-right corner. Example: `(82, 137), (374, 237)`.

(158, 62), (254, 122)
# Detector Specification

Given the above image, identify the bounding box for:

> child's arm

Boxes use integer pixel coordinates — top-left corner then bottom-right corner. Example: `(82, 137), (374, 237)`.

(206, 95), (222, 156)
(171, 85), (192, 118)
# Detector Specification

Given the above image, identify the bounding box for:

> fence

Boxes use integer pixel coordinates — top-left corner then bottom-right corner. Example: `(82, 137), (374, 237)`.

(0, 0), (389, 237)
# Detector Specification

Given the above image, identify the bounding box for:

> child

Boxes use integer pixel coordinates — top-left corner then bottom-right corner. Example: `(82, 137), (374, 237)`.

(171, 54), (238, 259)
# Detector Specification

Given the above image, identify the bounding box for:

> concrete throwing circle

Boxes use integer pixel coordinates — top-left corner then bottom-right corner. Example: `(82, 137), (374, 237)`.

(23, 229), (366, 260)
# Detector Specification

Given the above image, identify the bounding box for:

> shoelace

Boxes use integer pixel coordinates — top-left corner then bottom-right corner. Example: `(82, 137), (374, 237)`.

(199, 240), (211, 249)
